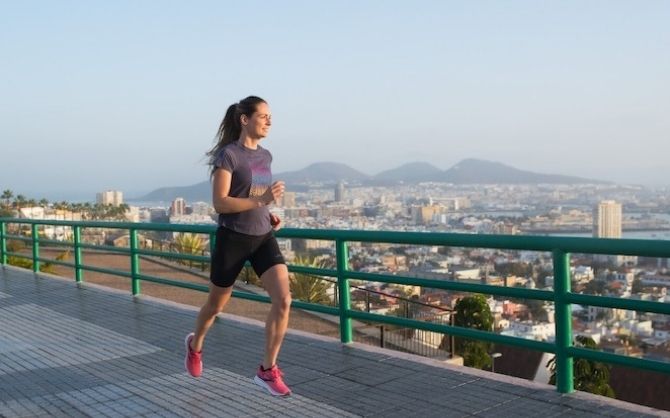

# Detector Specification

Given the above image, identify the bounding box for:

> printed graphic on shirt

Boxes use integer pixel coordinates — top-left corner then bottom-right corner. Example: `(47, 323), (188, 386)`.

(249, 162), (271, 198)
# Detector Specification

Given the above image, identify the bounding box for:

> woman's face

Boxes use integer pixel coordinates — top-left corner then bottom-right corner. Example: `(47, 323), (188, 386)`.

(243, 102), (272, 139)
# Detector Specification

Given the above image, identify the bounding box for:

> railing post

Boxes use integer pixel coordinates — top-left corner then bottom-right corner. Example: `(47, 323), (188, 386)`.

(0, 221), (6, 266)
(553, 250), (574, 393)
(130, 229), (140, 295)
(450, 314), (456, 359)
(209, 231), (216, 258)
(380, 325), (385, 348)
(31, 224), (39, 273)
(73, 225), (83, 283)
(336, 239), (352, 343)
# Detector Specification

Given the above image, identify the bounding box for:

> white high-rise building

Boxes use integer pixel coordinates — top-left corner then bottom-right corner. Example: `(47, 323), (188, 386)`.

(171, 197), (186, 216)
(594, 200), (622, 238)
(593, 200), (635, 266)
(334, 182), (345, 202)
(96, 190), (123, 206)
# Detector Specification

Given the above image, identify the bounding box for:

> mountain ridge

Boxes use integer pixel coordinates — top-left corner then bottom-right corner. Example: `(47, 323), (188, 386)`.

(131, 159), (609, 202)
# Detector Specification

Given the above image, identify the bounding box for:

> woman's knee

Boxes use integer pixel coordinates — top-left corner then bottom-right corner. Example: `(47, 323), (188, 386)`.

(273, 293), (292, 314)
(203, 289), (231, 317)
(201, 301), (221, 318)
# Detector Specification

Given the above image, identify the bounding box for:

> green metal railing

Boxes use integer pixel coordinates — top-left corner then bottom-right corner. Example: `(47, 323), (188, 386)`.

(1, 217), (670, 394)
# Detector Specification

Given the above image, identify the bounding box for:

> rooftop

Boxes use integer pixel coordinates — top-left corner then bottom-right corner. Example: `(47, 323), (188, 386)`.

(1, 266), (667, 417)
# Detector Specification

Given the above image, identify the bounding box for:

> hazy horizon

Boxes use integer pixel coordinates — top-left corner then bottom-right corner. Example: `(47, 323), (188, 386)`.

(2, 1), (669, 199)
(6, 158), (664, 203)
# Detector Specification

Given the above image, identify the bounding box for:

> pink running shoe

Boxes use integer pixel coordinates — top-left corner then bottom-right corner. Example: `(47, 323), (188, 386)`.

(184, 333), (202, 377)
(254, 365), (291, 396)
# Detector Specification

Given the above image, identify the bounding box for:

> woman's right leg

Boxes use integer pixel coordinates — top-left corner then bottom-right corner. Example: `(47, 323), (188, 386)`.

(191, 283), (234, 352)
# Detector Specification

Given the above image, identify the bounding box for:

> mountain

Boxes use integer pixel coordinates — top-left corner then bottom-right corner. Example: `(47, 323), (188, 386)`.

(132, 181), (210, 202)
(442, 159), (603, 184)
(133, 160), (608, 202)
(276, 162), (370, 184)
(373, 162), (443, 183)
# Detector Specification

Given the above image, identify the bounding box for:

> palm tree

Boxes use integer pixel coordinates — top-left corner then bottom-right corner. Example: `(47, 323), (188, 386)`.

(174, 233), (207, 268)
(25, 199), (37, 218)
(14, 194), (26, 210)
(70, 203), (82, 219)
(1, 190), (13, 208)
(289, 256), (332, 304)
(547, 335), (615, 397)
(91, 203), (103, 220)
(82, 202), (92, 220)
(113, 203), (129, 220)
(39, 198), (49, 208)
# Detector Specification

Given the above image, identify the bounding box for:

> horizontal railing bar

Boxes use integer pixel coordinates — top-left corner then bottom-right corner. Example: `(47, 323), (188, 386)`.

(36, 258), (75, 268)
(291, 300), (340, 315)
(277, 228), (670, 257)
(347, 310), (555, 353)
(137, 273), (342, 316)
(137, 274), (209, 292)
(80, 265), (132, 279)
(0, 218), (215, 234)
(136, 248), (209, 263)
(78, 243), (131, 254)
(231, 290), (271, 304)
(346, 270), (556, 301)
(567, 293), (670, 316)
(4, 251), (32, 259)
(38, 239), (74, 247)
(568, 347), (670, 374)
(225, 291), (340, 318)
(287, 264), (338, 278)
(3, 234), (32, 242)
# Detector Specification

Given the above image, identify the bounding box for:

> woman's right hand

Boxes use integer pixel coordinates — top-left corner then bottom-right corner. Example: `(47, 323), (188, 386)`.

(260, 181), (285, 205)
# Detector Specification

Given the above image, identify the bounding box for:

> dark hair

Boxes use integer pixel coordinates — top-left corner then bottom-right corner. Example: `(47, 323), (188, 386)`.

(206, 95), (267, 175)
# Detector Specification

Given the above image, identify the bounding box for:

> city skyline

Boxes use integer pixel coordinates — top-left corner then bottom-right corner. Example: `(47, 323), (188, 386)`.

(2, 1), (669, 197)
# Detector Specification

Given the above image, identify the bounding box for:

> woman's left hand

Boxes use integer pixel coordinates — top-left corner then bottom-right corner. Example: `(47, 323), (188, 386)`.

(270, 213), (282, 231)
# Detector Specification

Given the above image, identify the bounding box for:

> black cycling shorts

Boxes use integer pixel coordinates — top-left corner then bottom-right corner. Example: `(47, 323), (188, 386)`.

(209, 227), (286, 288)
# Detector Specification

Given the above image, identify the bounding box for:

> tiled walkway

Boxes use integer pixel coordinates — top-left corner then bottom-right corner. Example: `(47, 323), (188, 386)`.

(1, 266), (667, 417)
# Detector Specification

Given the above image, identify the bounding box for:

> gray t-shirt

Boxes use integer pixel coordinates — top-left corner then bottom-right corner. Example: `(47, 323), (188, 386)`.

(214, 142), (273, 235)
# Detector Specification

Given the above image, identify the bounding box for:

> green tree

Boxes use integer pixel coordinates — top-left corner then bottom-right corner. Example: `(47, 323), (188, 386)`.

(451, 294), (494, 369)
(547, 335), (615, 398)
(289, 256), (332, 304)
(584, 279), (607, 295)
(495, 262), (532, 277)
(174, 233), (207, 268)
(527, 299), (547, 321)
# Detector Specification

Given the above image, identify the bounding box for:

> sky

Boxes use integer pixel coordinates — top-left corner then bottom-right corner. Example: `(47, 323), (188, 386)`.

(1, 1), (669, 200)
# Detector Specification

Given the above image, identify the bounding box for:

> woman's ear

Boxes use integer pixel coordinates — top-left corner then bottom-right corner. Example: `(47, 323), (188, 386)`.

(240, 114), (248, 126)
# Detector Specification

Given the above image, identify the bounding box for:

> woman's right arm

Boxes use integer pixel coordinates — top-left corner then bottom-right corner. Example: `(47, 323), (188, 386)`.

(212, 169), (284, 214)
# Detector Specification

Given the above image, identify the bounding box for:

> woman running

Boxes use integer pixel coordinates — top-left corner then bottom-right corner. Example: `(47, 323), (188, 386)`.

(184, 95), (292, 396)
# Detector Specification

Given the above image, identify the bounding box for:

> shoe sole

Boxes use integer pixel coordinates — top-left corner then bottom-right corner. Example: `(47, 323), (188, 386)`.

(184, 333), (202, 377)
(253, 375), (291, 397)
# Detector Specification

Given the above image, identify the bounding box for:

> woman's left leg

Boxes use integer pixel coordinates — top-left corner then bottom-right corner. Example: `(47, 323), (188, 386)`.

(260, 263), (291, 369)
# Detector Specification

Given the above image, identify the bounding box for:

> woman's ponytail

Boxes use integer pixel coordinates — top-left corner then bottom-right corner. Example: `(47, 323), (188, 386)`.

(206, 96), (266, 176)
